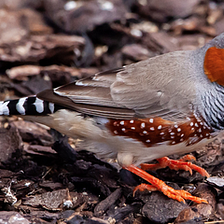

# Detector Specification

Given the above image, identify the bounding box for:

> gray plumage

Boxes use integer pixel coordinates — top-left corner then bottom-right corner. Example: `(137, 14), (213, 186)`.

(35, 32), (224, 130)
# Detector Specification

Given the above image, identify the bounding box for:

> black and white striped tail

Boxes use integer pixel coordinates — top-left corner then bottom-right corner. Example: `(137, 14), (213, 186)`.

(0, 96), (62, 116)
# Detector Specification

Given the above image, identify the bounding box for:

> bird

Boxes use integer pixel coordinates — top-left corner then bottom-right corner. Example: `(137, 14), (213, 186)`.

(1, 32), (224, 204)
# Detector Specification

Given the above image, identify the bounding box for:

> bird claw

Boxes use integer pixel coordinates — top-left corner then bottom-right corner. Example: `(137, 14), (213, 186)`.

(133, 183), (208, 204)
(140, 155), (210, 177)
(125, 165), (208, 204)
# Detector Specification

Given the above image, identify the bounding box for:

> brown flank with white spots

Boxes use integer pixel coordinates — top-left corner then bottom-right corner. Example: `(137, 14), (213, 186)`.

(107, 116), (212, 147)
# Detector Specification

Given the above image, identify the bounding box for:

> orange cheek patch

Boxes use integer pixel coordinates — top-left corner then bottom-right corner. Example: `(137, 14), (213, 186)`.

(204, 47), (224, 86)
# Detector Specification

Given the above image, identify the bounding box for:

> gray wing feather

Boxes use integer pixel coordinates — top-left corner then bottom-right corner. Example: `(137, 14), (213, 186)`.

(39, 50), (203, 120)
(110, 50), (199, 119)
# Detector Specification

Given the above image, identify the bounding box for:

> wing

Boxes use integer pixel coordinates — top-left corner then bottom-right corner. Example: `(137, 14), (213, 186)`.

(37, 68), (135, 119)
(37, 50), (202, 120)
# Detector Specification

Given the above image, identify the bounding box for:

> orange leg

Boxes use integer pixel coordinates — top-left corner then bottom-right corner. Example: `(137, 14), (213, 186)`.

(125, 165), (208, 204)
(140, 155), (209, 177)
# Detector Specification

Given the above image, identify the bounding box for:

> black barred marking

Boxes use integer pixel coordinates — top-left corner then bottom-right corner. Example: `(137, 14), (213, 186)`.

(23, 97), (44, 115)
(0, 97), (63, 116)
(8, 100), (24, 115)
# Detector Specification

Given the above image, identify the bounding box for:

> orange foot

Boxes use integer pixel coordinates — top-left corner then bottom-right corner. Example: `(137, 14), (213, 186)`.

(140, 155), (209, 177)
(124, 164), (208, 204)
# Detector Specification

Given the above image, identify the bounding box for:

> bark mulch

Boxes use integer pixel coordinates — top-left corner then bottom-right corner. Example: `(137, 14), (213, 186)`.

(1, 0), (224, 223)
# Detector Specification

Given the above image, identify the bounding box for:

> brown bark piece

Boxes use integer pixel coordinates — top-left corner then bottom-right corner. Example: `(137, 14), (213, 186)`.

(12, 120), (53, 146)
(141, 190), (189, 223)
(0, 34), (85, 65)
(0, 126), (22, 164)
(24, 189), (70, 210)
(94, 188), (122, 216)
(44, 0), (129, 33)
(137, 0), (200, 23)
(0, 211), (30, 224)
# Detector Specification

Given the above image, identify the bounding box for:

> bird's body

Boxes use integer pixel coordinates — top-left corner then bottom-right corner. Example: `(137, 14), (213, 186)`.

(22, 110), (214, 167)
(2, 33), (224, 203)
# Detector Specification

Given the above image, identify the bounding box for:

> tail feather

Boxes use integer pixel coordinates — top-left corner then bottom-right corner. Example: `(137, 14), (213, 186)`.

(0, 96), (62, 116)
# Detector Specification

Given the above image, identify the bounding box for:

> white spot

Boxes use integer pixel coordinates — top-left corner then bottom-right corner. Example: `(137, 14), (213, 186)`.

(200, 122), (203, 125)
(114, 130), (118, 134)
(49, 103), (54, 113)
(146, 139), (150, 143)
(160, 132), (164, 135)
(180, 138), (184, 142)
(64, 1), (77, 10)
(0, 101), (10, 115)
(158, 125), (162, 130)
(181, 133), (184, 137)
(131, 127), (135, 130)
(170, 132), (175, 135)
(171, 136), (174, 139)
(168, 129), (172, 132)
(177, 128), (181, 132)
(171, 141), (176, 144)
(194, 134), (197, 137)
(150, 127), (155, 131)
(24, 182), (31, 187)
(120, 121), (124, 125)
(200, 134), (203, 138)
(141, 123), (145, 128)
(195, 123), (199, 127)
(16, 98), (27, 115)
(63, 200), (73, 208)
(33, 98), (44, 113)
(130, 120), (134, 123)
(130, 29), (142, 37)
(122, 128), (126, 132)
(74, 48), (81, 57)
(100, 1), (114, 11)
(198, 128), (202, 133)
(206, 133), (209, 136)
(143, 130), (148, 134)
(149, 118), (154, 123)
(174, 124), (178, 128)
(190, 122), (194, 126)
(191, 127), (195, 131)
